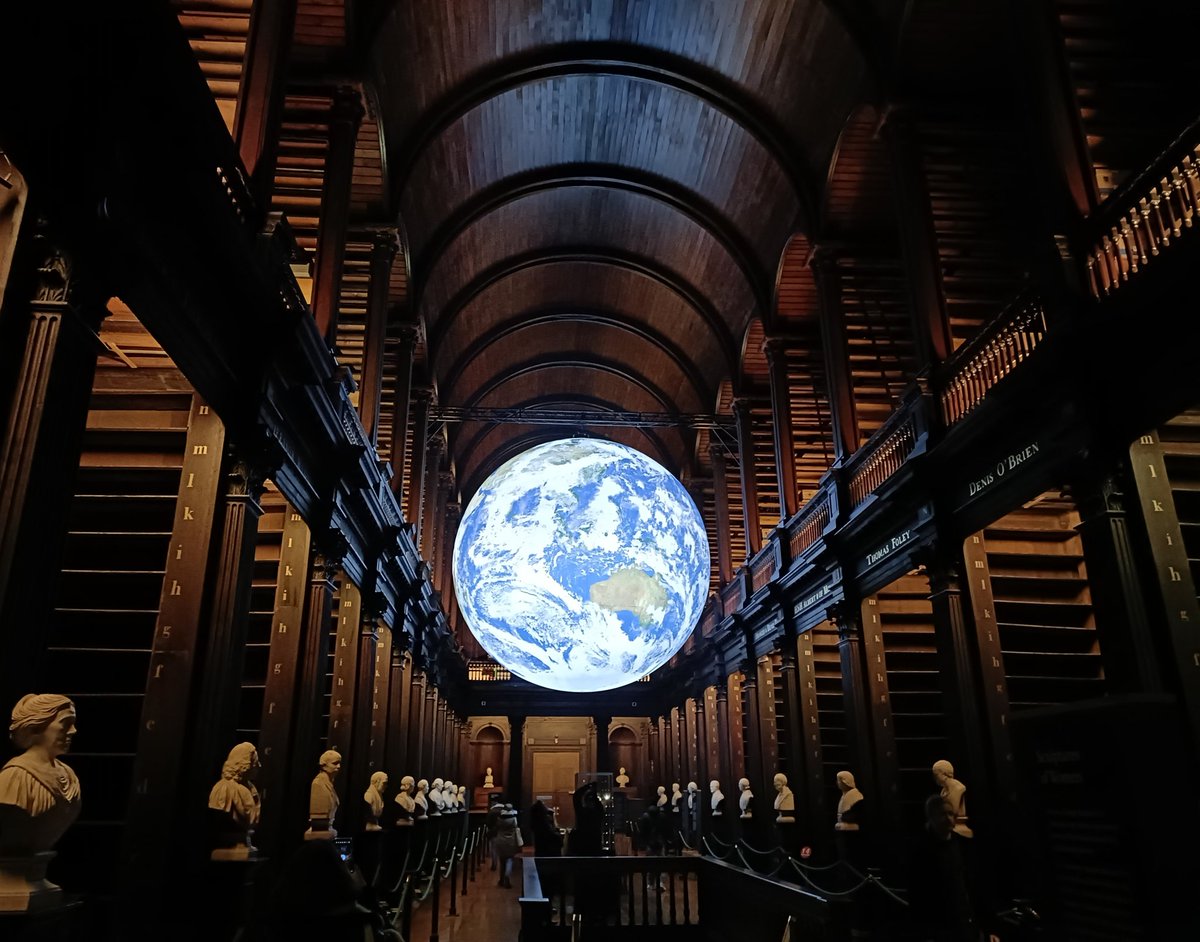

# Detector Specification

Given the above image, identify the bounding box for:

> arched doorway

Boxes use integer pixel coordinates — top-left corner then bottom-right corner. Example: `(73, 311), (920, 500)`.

(609, 725), (642, 796)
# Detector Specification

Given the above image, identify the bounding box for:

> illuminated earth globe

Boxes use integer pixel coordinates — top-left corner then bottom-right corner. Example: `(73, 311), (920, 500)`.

(452, 438), (710, 692)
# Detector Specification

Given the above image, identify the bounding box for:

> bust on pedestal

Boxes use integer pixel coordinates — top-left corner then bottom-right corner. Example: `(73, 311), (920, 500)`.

(737, 778), (754, 818)
(772, 773), (795, 823)
(305, 749), (341, 840)
(208, 742), (261, 859)
(670, 783), (683, 813)
(483, 767), (494, 787)
(414, 779), (430, 818)
(931, 760), (973, 839)
(429, 778), (445, 816)
(0, 694), (82, 912)
(615, 767), (630, 788)
(655, 785), (668, 808)
(709, 780), (724, 816)
(394, 775), (416, 823)
(834, 771), (864, 831)
(363, 771), (388, 831)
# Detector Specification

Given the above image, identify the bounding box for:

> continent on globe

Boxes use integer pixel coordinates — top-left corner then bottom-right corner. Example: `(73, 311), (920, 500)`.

(589, 568), (667, 626)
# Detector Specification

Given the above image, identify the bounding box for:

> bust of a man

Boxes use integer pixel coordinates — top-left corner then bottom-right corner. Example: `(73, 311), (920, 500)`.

(208, 742), (261, 856)
(656, 784), (667, 807)
(429, 777), (445, 815)
(484, 767), (494, 787)
(0, 693), (82, 856)
(709, 780), (724, 816)
(686, 781), (698, 810)
(364, 771), (388, 831)
(773, 772), (795, 823)
(932, 760), (973, 838)
(457, 784), (466, 808)
(307, 749), (341, 838)
(443, 780), (457, 811)
(671, 782), (683, 811)
(835, 770), (864, 831)
(414, 778), (430, 817)
(395, 774), (417, 820)
(738, 777), (754, 818)
(615, 767), (630, 788)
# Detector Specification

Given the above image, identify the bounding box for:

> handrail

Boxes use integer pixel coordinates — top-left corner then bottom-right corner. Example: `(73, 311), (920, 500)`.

(786, 487), (832, 559)
(1085, 116), (1200, 299)
(936, 287), (1048, 426)
(844, 399), (920, 509)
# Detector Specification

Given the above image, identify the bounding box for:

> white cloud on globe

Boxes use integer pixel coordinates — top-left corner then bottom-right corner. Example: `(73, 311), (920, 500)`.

(452, 437), (711, 692)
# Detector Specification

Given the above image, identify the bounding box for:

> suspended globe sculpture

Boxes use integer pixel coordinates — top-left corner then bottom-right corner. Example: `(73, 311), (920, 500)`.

(452, 438), (710, 692)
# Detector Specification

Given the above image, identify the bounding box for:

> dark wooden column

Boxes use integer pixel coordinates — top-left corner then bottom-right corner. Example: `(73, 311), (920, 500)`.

(421, 437), (445, 563)
(187, 453), (269, 840)
(595, 715), (611, 772)
(386, 648), (413, 775)
(425, 682), (441, 775)
(829, 602), (876, 814)
(370, 627), (392, 776)
(233, 0), (297, 208)
(359, 230), (398, 443)
(763, 337), (799, 520)
(1073, 471), (1166, 693)
(443, 501), (462, 626)
(508, 715), (526, 809)
(794, 631), (827, 837)
(661, 712), (675, 788)
(432, 471), (452, 593)
(647, 718), (660, 785)
(406, 387), (432, 543)
(925, 550), (991, 815)
(693, 692), (710, 792)
(388, 323), (420, 501)
(288, 546), (341, 840)
(407, 668), (428, 779)
(714, 685), (733, 791)
(740, 659), (765, 789)
(881, 110), (952, 369)
(810, 248), (859, 460)
(122, 396), (226, 885)
(708, 443), (735, 584)
(0, 222), (107, 708)
(310, 85), (365, 346)
(774, 629), (814, 830)
(345, 602), (381, 834)
(257, 504), (313, 854)
(733, 397), (762, 557)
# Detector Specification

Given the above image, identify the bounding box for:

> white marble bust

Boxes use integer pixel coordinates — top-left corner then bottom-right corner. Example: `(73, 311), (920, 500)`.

(483, 766), (494, 787)
(395, 774), (417, 820)
(457, 784), (466, 808)
(738, 777), (753, 818)
(0, 694), (82, 855)
(835, 770), (863, 831)
(686, 781), (698, 810)
(364, 771), (388, 831)
(306, 749), (341, 838)
(670, 782), (683, 811)
(656, 785), (667, 807)
(429, 777), (445, 815)
(414, 778), (429, 817)
(932, 760), (973, 838)
(208, 742), (261, 856)
(615, 767), (629, 788)
(709, 779), (724, 816)
(773, 772), (795, 823)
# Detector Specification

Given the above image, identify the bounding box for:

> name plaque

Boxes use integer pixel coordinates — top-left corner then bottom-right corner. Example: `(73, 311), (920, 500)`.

(862, 528), (913, 572)
(964, 441), (1042, 501)
(796, 581), (833, 616)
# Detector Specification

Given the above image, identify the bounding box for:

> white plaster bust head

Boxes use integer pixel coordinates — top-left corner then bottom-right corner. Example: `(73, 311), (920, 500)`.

(318, 749), (341, 779)
(687, 781), (698, 794)
(773, 772), (795, 821)
(615, 767), (629, 786)
(738, 777), (753, 817)
(656, 785), (667, 805)
(671, 783), (682, 808)
(308, 750), (341, 836)
(209, 742), (260, 826)
(709, 779), (724, 814)
(738, 777), (750, 792)
(484, 766), (494, 786)
(457, 785), (466, 805)
(395, 775), (416, 813)
(931, 759), (972, 838)
(834, 770), (863, 831)
(0, 693), (82, 855)
(364, 771), (388, 829)
(443, 780), (456, 809)
(429, 778), (445, 813)
(415, 778), (429, 816)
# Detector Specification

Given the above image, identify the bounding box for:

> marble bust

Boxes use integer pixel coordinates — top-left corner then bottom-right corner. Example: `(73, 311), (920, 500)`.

(306, 749), (341, 838)
(0, 694), (82, 910)
(932, 760), (973, 838)
(835, 770), (864, 831)
(429, 777), (445, 815)
(656, 784), (668, 807)
(615, 767), (630, 788)
(483, 766), (494, 787)
(738, 777), (754, 818)
(457, 784), (466, 809)
(686, 781), (698, 810)
(394, 774), (416, 821)
(364, 771), (388, 831)
(773, 772), (795, 823)
(443, 780), (457, 811)
(0, 694), (82, 855)
(414, 778), (430, 817)
(670, 782), (683, 812)
(709, 779), (725, 816)
(208, 742), (261, 857)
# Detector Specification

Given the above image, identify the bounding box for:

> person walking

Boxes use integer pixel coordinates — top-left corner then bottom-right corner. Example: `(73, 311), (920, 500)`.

(493, 803), (523, 889)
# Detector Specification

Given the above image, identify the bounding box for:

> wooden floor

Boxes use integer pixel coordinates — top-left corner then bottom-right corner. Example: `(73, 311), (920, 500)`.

(405, 853), (527, 942)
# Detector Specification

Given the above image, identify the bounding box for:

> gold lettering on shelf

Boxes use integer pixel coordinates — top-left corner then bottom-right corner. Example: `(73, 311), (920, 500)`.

(277, 622), (287, 634)
(184, 506), (195, 521)
(186, 472), (195, 489)
(1152, 499), (1164, 512)
(198, 405), (210, 415)
(170, 580), (182, 596)
(1169, 566), (1183, 582)
(284, 564), (294, 577)
(193, 444), (209, 456)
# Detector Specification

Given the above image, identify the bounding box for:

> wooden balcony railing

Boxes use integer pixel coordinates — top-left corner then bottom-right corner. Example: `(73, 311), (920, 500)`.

(787, 488), (832, 559)
(845, 402), (921, 509)
(1086, 118), (1200, 299)
(938, 288), (1048, 426)
(749, 544), (778, 594)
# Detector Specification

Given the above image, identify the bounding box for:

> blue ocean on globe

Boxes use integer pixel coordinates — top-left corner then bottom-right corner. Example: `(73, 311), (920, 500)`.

(452, 438), (710, 692)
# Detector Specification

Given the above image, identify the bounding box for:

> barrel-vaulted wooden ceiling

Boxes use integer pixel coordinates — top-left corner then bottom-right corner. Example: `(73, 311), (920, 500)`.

(366, 0), (878, 496)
